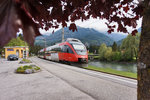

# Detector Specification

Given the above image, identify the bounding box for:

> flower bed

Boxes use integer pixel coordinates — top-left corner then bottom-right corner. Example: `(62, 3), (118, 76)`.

(19, 59), (32, 64)
(16, 65), (41, 74)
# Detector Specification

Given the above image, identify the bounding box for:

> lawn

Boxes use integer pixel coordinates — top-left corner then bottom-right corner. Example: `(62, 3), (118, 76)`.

(84, 65), (137, 79)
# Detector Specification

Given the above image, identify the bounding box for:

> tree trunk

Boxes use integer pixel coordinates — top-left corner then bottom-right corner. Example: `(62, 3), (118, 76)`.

(138, 0), (150, 99)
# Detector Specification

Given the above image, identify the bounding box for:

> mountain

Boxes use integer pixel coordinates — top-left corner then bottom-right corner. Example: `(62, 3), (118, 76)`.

(116, 39), (124, 46)
(116, 27), (141, 46)
(35, 26), (114, 47)
(103, 33), (127, 41)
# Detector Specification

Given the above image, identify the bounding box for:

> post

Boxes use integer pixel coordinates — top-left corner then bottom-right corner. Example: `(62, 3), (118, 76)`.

(43, 37), (46, 48)
(25, 42), (28, 59)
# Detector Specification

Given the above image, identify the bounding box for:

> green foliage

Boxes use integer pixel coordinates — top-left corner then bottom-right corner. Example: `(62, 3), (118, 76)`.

(121, 33), (140, 61)
(97, 33), (140, 62)
(112, 42), (117, 52)
(21, 59), (32, 63)
(0, 47), (4, 55)
(89, 45), (99, 54)
(16, 66), (25, 73)
(34, 66), (40, 70)
(18, 34), (24, 41)
(23, 65), (33, 69)
(104, 47), (112, 61)
(6, 37), (27, 46)
(98, 43), (107, 60)
(29, 45), (43, 55)
(112, 52), (121, 61)
(121, 48), (133, 61)
(16, 65), (41, 73)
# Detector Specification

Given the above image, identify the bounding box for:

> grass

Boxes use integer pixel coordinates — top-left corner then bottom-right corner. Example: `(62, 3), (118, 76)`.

(84, 65), (137, 79)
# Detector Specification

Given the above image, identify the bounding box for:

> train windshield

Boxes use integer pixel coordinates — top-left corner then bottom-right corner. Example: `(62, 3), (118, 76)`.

(72, 44), (87, 55)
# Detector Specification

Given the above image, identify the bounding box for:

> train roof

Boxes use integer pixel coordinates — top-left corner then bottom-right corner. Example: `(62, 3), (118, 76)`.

(39, 38), (84, 52)
(65, 38), (81, 43)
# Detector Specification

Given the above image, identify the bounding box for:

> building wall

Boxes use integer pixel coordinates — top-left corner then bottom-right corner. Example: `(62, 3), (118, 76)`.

(5, 47), (29, 59)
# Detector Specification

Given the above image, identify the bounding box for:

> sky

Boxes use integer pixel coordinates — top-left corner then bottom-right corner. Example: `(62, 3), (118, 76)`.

(39, 0), (142, 35)
(39, 18), (142, 35)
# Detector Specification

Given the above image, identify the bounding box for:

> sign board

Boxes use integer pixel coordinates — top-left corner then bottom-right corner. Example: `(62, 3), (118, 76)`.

(7, 49), (14, 51)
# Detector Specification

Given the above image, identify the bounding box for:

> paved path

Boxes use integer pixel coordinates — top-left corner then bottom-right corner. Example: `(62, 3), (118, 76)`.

(30, 57), (137, 100)
(0, 57), (137, 100)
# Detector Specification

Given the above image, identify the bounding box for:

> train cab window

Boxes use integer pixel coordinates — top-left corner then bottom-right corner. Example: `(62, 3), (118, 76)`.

(71, 43), (87, 55)
(57, 47), (61, 52)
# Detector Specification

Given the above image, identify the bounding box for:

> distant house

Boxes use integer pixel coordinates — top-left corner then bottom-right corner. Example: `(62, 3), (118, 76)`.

(4, 46), (29, 59)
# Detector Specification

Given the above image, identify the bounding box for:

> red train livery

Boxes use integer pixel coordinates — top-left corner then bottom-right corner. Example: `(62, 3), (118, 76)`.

(38, 38), (88, 64)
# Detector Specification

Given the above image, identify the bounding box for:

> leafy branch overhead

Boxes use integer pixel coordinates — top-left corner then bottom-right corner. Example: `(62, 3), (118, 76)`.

(0, 0), (143, 47)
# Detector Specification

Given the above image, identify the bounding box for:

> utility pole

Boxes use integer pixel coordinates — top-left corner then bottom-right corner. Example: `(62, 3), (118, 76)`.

(44, 38), (46, 48)
(43, 36), (47, 48)
(62, 27), (64, 42)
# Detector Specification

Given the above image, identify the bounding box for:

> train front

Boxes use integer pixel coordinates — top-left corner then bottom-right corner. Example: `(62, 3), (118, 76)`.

(71, 42), (88, 64)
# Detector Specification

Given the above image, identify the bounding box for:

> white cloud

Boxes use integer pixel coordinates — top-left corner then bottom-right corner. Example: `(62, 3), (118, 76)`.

(75, 18), (108, 32)
(39, 17), (142, 35)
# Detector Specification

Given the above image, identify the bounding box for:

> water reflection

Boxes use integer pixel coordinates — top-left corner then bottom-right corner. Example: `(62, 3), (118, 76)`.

(88, 61), (137, 73)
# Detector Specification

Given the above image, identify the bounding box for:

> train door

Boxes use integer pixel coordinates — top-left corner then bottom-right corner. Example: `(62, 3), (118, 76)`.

(66, 45), (76, 62)
(62, 45), (67, 61)
(62, 45), (75, 62)
(44, 48), (46, 59)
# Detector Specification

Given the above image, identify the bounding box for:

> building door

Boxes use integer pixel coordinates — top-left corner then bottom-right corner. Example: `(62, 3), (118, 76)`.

(16, 50), (19, 57)
(21, 50), (23, 58)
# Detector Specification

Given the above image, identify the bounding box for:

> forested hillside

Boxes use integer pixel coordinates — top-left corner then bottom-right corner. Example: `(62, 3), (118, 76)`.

(35, 27), (125, 47)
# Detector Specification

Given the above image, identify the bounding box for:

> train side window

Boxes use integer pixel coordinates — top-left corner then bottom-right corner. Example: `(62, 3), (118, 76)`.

(60, 46), (63, 52)
(58, 47), (61, 52)
(66, 48), (69, 53)
(62, 45), (66, 52)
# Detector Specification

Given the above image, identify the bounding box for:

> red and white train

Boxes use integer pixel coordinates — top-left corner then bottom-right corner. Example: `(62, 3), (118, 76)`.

(38, 38), (88, 64)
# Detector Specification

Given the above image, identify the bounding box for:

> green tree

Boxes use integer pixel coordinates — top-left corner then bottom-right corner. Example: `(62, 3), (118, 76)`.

(112, 42), (117, 52)
(29, 45), (42, 56)
(121, 34), (140, 61)
(112, 52), (121, 61)
(122, 48), (133, 61)
(98, 43), (107, 60)
(6, 37), (27, 46)
(89, 45), (99, 54)
(104, 47), (112, 61)
(0, 47), (4, 55)
(18, 34), (24, 41)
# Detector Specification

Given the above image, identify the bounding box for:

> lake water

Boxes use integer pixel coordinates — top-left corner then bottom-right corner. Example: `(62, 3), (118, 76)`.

(88, 61), (137, 73)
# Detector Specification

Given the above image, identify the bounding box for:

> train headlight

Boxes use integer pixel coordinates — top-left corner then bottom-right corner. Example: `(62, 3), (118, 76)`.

(78, 58), (87, 63)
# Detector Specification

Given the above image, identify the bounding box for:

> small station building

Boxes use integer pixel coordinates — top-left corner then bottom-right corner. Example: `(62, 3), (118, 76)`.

(4, 46), (29, 59)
